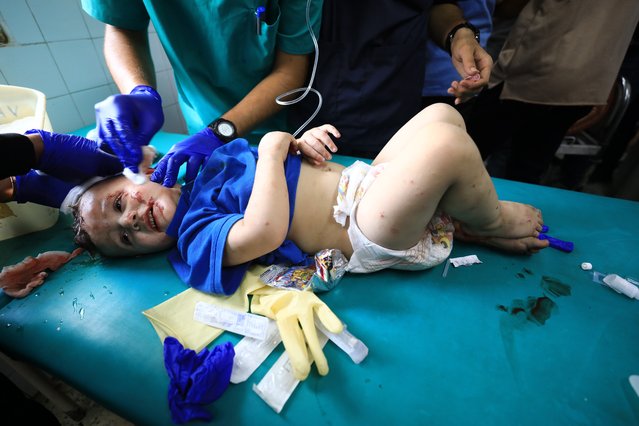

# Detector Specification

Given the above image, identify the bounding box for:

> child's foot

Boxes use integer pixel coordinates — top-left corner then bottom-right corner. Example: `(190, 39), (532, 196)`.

(454, 221), (550, 254)
(460, 201), (544, 239)
(473, 235), (549, 254)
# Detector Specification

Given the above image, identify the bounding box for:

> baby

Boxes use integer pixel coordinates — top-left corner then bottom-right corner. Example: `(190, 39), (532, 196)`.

(71, 103), (548, 295)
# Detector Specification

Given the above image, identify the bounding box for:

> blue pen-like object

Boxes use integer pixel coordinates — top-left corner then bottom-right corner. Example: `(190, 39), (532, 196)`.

(539, 233), (574, 252)
(255, 6), (266, 35)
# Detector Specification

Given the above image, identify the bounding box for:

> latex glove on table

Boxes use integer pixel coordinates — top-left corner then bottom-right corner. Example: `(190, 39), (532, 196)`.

(151, 127), (224, 187)
(163, 337), (235, 424)
(250, 287), (344, 380)
(94, 85), (164, 176)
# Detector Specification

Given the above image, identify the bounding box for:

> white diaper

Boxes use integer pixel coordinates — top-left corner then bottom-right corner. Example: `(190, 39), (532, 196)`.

(333, 161), (454, 273)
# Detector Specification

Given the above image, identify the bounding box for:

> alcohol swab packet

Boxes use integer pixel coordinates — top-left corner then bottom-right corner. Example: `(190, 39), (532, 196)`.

(450, 255), (482, 267)
(193, 301), (270, 340)
(231, 320), (282, 384)
(314, 317), (368, 364)
(443, 255), (482, 278)
(253, 333), (329, 414)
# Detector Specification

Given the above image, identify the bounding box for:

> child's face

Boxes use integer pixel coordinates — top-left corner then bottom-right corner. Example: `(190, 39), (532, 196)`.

(77, 176), (181, 257)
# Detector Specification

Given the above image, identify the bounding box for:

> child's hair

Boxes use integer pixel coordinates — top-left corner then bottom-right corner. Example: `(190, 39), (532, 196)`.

(71, 203), (98, 256)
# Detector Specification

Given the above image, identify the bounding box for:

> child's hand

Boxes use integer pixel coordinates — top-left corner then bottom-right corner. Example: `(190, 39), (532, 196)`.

(258, 131), (297, 162)
(296, 125), (340, 165)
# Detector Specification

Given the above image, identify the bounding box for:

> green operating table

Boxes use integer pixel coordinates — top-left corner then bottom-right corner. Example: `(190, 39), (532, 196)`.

(0, 131), (638, 426)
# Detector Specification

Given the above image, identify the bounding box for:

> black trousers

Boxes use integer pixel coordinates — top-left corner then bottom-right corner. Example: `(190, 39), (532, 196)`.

(463, 83), (590, 184)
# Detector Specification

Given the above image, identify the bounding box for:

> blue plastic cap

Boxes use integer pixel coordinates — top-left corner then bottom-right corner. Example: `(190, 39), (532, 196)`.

(539, 234), (574, 253)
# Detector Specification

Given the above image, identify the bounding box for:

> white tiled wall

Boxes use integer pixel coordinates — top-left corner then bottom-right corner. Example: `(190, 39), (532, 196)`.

(0, 0), (186, 134)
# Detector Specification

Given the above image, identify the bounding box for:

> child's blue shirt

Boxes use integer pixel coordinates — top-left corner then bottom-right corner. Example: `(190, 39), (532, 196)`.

(166, 139), (311, 295)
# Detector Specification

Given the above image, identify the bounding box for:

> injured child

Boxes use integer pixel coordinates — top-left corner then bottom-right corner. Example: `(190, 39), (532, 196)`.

(0, 103), (549, 383)
(66, 103), (548, 295)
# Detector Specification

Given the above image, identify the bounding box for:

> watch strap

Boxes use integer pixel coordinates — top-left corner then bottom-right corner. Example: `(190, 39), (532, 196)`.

(445, 22), (480, 56)
(207, 117), (238, 143)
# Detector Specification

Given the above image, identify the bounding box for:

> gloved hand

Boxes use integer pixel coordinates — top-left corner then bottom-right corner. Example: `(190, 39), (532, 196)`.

(94, 85), (164, 174)
(151, 127), (224, 187)
(250, 287), (344, 380)
(13, 170), (76, 209)
(163, 337), (235, 424)
(26, 129), (122, 182)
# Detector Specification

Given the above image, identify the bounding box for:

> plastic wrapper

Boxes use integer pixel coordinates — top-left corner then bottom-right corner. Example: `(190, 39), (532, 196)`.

(309, 249), (347, 292)
(259, 249), (348, 293)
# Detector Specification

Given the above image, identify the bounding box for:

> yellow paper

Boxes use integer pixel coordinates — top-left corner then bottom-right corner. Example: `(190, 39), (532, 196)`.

(142, 265), (267, 352)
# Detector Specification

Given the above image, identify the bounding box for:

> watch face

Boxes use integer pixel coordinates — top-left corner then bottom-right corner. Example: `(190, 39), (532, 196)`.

(217, 121), (234, 137)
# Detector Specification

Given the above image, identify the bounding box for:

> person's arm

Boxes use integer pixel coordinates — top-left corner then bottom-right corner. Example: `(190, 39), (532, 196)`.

(0, 177), (13, 202)
(0, 133), (43, 180)
(223, 132), (298, 266)
(0, 132), (43, 201)
(429, 3), (494, 104)
(92, 25), (164, 175)
(151, 49), (311, 188)
(222, 50), (310, 137)
(0, 131), (123, 207)
(104, 24), (156, 92)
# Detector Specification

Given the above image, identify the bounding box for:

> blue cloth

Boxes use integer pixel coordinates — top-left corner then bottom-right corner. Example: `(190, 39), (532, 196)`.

(81, 0), (323, 144)
(163, 337), (235, 424)
(166, 139), (310, 295)
(422, 0), (496, 97)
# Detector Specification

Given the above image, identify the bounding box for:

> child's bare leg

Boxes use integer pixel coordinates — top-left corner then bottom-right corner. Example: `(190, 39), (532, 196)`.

(373, 103), (466, 165)
(355, 117), (544, 253)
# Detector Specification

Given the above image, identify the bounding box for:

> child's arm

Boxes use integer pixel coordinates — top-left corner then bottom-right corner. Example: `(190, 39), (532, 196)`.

(223, 131), (297, 266)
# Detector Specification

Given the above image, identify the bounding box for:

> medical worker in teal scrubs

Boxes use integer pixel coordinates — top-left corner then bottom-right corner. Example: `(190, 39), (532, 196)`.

(81, 0), (323, 187)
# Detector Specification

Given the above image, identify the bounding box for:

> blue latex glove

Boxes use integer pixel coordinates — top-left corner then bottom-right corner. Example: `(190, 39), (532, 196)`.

(13, 170), (76, 209)
(163, 337), (235, 424)
(150, 127), (224, 187)
(25, 129), (122, 182)
(94, 85), (164, 174)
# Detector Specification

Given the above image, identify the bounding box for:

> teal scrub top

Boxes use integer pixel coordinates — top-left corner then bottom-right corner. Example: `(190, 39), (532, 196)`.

(81, 0), (323, 143)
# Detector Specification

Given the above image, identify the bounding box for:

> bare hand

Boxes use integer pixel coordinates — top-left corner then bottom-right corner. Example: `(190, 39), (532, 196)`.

(295, 124), (340, 165)
(447, 32), (493, 104)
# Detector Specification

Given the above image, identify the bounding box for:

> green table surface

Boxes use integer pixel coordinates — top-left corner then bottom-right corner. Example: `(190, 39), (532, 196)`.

(1, 131), (638, 425)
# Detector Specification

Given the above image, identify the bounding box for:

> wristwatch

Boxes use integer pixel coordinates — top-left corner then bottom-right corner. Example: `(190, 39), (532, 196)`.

(208, 117), (238, 143)
(445, 22), (480, 56)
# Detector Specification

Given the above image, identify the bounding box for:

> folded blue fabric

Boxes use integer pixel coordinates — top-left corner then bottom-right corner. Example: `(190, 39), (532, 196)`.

(163, 337), (235, 424)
